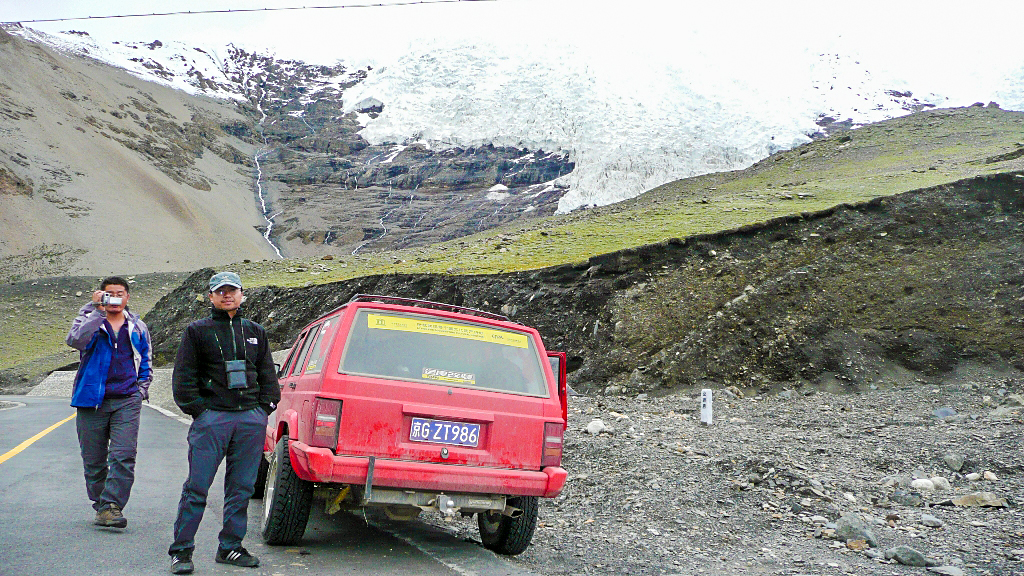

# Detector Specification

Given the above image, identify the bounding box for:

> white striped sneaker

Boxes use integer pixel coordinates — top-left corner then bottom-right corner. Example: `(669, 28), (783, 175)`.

(215, 546), (259, 568)
(170, 549), (194, 574)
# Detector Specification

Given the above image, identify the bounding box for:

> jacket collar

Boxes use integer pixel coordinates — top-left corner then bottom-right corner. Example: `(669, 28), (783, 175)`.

(100, 309), (137, 333)
(211, 307), (243, 321)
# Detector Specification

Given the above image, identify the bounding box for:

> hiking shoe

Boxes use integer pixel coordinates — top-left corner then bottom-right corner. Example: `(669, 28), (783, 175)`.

(215, 546), (259, 568)
(170, 549), (194, 574)
(94, 504), (127, 528)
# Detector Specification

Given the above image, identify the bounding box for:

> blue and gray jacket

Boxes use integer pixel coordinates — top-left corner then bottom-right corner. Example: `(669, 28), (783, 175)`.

(66, 302), (153, 408)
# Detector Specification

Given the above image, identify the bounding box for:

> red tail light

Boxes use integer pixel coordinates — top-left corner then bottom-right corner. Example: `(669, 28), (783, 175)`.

(541, 422), (563, 467)
(312, 397), (342, 451)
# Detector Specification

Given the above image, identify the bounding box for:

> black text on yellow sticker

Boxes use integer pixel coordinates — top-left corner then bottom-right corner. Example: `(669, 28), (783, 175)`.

(368, 313), (528, 348)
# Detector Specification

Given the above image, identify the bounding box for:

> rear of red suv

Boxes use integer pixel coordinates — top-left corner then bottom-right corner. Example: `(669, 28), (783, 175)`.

(260, 295), (567, 555)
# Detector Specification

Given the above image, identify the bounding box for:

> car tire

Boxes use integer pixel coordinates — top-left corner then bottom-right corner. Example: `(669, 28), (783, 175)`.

(477, 496), (538, 555)
(251, 453), (269, 498)
(260, 436), (312, 545)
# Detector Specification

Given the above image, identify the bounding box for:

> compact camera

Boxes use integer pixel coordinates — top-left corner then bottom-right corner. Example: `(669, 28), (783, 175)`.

(101, 293), (123, 307)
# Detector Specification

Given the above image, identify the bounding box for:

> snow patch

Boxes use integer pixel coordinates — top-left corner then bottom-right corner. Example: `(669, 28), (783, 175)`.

(379, 145), (407, 164)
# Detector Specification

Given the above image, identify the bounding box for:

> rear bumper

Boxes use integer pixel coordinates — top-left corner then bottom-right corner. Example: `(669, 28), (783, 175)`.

(287, 440), (567, 498)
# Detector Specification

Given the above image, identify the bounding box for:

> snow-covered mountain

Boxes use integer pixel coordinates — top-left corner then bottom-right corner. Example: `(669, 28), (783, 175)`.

(7, 25), (362, 105)
(7, 24), (1023, 214)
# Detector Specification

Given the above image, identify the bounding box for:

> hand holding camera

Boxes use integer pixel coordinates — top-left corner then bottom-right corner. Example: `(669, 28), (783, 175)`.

(102, 293), (124, 306)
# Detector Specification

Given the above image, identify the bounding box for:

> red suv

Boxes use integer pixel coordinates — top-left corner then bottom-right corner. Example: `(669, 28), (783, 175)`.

(259, 295), (568, 555)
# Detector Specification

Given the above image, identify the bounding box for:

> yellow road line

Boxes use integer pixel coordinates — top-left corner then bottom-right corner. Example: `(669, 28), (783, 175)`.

(0, 413), (77, 466)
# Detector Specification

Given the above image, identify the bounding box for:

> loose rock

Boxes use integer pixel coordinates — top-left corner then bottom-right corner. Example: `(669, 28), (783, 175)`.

(891, 490), (923, 507)
(835, 513), (879, 548)
(942, 452), (965, 472)
(944, 492), (1009, 508)
(585, 419), (607, 435)
(886, 545), (928, 567)
(927, 567), (965, 576)
(910, 478), (935, 493)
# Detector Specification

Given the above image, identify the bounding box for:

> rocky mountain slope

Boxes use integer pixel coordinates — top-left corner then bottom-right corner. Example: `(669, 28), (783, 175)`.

(0, 27), (276, 278)
(0, 24), (574, 273)
(229, 47), (572, 259)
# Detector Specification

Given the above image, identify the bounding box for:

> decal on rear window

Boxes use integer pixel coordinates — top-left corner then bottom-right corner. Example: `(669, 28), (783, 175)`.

(367, 313), (528, 348)
(421, 368), (476, 386)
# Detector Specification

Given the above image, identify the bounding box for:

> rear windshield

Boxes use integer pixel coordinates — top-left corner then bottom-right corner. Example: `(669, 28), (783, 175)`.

(339, 309), (549, 397)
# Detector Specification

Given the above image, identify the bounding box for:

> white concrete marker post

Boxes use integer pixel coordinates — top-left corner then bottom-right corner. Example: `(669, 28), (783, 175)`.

(700, 388), (713, 425)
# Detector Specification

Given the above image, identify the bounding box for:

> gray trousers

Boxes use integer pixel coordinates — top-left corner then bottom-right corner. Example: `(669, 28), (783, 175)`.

(76, 394), (143, 511)
(170, 408), (267, 554)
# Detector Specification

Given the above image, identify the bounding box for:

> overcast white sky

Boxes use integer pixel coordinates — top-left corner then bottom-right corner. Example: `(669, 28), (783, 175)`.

(2, 0), (1023, 98)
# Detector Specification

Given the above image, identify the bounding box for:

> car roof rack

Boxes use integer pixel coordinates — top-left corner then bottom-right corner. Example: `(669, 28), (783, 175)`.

(347, 294), (510, 321)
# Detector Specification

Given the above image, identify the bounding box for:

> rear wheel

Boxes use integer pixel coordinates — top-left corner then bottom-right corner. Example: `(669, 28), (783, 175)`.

(478, 496), (538, 555)
(260, 437), (312, 545)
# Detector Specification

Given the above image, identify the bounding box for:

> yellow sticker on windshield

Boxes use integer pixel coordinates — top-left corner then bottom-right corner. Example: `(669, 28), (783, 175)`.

(367, 313), (528, 348)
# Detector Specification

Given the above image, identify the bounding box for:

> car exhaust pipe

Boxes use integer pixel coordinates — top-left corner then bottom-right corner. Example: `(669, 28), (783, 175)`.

(501, 504), (523, 518)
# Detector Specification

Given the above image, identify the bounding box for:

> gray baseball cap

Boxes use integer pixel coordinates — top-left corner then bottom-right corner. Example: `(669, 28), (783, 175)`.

(209, 271), (242, 292)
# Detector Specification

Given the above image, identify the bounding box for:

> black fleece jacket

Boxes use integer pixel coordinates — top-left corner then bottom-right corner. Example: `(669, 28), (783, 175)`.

(172, 307), (280, 417)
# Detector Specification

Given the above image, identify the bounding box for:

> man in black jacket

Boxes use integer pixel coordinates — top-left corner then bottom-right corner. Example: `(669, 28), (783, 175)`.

(168, 272), (279, 574)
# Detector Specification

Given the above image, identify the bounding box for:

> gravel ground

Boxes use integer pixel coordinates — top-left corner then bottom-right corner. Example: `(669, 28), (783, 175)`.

(426, 366), (1023, 576)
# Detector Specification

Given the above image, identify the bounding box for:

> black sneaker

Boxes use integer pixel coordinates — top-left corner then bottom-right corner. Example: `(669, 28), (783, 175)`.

(170, 549), (194, 574)
(215, 546), (259, 568)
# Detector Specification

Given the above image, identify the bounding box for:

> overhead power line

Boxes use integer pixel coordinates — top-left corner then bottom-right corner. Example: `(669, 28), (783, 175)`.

(10, 0), (497, 24)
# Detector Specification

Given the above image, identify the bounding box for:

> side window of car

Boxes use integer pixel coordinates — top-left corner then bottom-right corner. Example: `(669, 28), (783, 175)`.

(292, 322), (322, 376)
(278, 331), (307, 378)
(303, 318), (335, 374)
(283, 330), (311, 378)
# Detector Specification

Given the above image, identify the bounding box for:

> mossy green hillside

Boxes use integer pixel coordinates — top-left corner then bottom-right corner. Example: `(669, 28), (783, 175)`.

(229, 106), (1024, 290)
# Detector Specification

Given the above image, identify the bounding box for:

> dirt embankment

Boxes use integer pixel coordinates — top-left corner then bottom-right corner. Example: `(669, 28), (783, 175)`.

(146, 172), (1024, 399)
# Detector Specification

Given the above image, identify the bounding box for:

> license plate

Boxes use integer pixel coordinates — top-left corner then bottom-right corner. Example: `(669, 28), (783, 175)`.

(409, 418), (481, 447)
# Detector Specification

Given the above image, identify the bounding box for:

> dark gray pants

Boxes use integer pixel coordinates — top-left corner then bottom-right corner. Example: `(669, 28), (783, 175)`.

(76, 394), (143, 511)
(170, 408), (267, 554)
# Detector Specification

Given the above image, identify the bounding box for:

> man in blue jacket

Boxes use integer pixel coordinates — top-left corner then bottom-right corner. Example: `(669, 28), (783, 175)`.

(66, 276), (152, 529)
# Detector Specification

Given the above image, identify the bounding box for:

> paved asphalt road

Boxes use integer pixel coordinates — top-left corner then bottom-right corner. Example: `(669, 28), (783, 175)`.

(0, 396), (535, 576)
